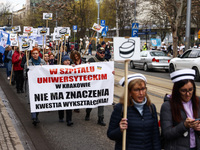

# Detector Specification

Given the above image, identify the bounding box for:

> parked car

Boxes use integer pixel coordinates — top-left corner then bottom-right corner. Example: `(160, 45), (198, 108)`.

(169, 48), (200, 81)
(130, 50), (171, 72)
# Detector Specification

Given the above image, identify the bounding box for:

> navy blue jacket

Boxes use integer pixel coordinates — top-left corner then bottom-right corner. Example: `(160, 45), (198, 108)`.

(107, 103), (161, 150)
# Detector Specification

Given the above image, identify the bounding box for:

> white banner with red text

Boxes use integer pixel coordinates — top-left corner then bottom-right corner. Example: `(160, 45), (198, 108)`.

(28, 61), (114, 112)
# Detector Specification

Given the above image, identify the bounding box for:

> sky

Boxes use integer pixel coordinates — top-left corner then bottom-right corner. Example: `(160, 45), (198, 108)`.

(0, 0), (26, 11)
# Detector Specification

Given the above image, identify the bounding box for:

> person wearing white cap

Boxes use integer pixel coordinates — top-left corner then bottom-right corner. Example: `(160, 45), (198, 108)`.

(107, 74), (161, 150)
(160, 69), (200, 150)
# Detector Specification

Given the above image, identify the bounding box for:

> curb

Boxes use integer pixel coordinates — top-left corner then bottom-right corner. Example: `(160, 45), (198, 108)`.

(0, 98), (24, 150)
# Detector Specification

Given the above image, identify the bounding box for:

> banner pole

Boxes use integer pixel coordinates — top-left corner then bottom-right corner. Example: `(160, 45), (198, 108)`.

(64, 35), (66, 55)
(43, 35), (44, 59)
(46, 20), (48, 28)
(9, 65), (13, 85)
(59, 36), (63, 64)
(122, 60), (129, 150)
(82, 31), (96, 57)
(57, 40), (60, 65)
(54, 40), (57, 56)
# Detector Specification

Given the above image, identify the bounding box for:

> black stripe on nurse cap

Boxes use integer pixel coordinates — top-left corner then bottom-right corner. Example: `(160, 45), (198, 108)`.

(119, 74), (147, 87)
(170, 69), (195, 83)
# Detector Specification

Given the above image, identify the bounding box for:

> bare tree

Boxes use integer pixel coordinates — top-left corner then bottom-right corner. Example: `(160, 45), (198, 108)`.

(115, 0), (141, 37)
(0, 2), (12, 26)
(148, 0), (187, 57)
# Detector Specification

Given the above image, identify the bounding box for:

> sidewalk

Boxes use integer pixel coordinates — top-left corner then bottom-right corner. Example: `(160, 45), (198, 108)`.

(0, 96), (24, 150)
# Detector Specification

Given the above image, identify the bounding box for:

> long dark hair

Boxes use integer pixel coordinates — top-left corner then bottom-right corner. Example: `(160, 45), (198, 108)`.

(170, 79), (199, 122)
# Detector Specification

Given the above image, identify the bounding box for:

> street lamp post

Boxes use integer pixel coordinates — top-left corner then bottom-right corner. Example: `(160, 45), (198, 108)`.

(185, 0), (191, 50)
(96, 0), (100, 44)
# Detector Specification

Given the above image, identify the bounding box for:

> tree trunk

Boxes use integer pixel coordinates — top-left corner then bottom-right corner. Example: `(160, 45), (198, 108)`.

(172, 29), (178, 58)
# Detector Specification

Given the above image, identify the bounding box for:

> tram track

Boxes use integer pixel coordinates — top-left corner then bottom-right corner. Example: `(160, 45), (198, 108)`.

(113, 68), (200, 114)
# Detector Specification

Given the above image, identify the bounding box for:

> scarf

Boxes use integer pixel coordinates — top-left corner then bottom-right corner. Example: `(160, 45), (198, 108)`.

(31, 57), (41, 65)
(132, 97), (147, 116)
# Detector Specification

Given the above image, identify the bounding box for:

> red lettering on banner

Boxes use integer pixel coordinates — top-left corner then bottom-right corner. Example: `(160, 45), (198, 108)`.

(49, 69), (58, 74)
(88, 75), (92, 81)
(90, 66), (95, 72)
(60, 68), (64, 74)
(37, 74), (108, 84)
(69, 76), (73, 82)
(81, 67), (86, 73)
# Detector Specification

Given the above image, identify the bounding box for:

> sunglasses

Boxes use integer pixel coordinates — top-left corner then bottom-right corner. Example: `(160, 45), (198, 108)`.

(99, 51), (105, 54)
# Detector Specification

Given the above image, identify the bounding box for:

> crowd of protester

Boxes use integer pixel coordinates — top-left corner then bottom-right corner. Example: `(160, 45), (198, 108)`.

(2, 39), (200, 150)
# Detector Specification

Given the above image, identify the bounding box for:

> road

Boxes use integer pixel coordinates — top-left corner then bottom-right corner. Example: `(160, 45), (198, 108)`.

(1, 59), (200, 150)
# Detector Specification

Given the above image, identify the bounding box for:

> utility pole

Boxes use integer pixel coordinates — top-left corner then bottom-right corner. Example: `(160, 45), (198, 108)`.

(134, 0), (136, 22)
(56, 11), (58, 27)
(115, 0), (119, 37)
(185, 0), (191, 50)
(96, 0), (100, 43)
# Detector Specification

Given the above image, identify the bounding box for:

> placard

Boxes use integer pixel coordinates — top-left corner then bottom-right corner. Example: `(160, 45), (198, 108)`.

(57, 27), (71, 37)
(37, 27), (50, 35)
(10, 34), (18, 46)
(23, 26), (33, 33)
(43, 13), (53, 20)
(92, 23), (104, 33)
(12, 26), (21, 32)
(114, 37), (141, 61)
(28, 62), (114, 112)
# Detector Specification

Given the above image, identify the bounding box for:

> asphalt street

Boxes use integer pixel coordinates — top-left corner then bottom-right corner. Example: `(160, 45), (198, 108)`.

(0, 67), (115, 150)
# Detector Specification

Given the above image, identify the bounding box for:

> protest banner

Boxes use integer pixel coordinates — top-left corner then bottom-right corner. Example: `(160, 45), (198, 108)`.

(43, 13), (53, 20)
(19, 38), (33, 51)
(0, 31), (10, 53)
(151, 38), (161, 47)
(113, 37), (141, 150)
(23, 26), (33, 33)
(92, 23), (104, 33)
(31, 28), (38, 36)
(36, 35), (46, 46)
(53, 33), (61, 41)
(28, 61), (114, 113)
(57, 27), (71, 37)
(12, 26), (21, 33)
(10, 34), (18, 46)
(38, 27), (50, 35)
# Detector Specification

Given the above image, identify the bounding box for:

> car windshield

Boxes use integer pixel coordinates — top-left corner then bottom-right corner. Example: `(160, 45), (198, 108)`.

(150, 51), (167, 56)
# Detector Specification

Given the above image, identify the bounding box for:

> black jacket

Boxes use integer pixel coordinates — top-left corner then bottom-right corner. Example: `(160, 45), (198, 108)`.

(107, 103), (161, 150)
(160, 100), (200, 150)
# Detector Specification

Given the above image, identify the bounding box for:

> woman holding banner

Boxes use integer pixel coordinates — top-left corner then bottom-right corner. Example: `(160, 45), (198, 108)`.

(58, 55), (73, 126)
(107, 74), (161, 150)
(24, 47), (46, 126)
(44, 52), (50, 65)
(70, 50), (84, 113)
(160, 69), (200, 150)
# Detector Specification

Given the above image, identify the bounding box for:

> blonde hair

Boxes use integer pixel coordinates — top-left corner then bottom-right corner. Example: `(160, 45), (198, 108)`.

(119, 79), (151, 106)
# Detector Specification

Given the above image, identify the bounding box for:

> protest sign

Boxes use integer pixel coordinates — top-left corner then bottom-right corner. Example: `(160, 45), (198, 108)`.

(92, 23), (104, 33)
(19, 38), (33, 51)
(28, 61), (114, 112)
(43, 13), (53, 20)
(10, 34), (18, 46)
(114, 37), (140, 61)
(57, 27), (71, 37)
(36, 35), (46, 46)
(12, 26), (21, 32)
(53, 33), (61, 41)
(23, 26), (33, 33)
(151, 38), (161, 47)
(38, 27), (50, 35)
(31, 28), (38, 36)
(0, 31), (10, 53)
